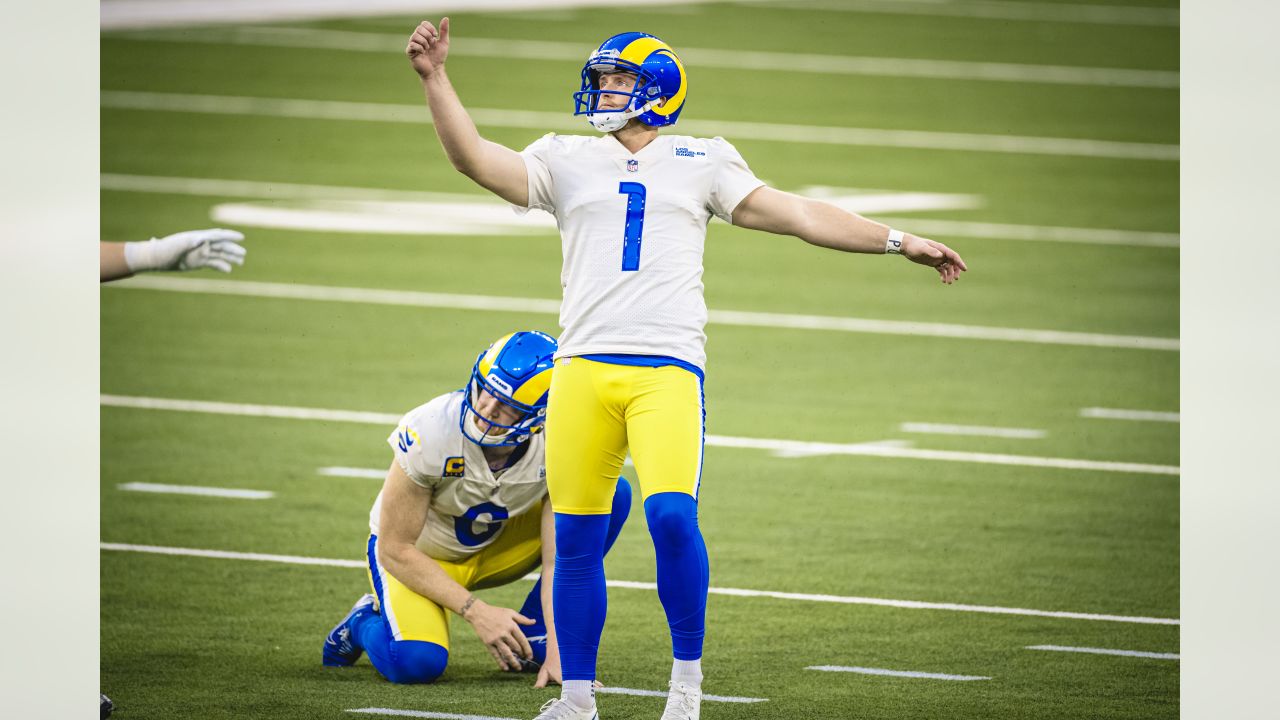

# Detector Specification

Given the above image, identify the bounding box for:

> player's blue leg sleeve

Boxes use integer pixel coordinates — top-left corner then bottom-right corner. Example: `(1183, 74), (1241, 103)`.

(553, 511), (612, 681)
(522, 478), (632, 665)
(350, 611), (449, 684)
(645, 491), (709, 661)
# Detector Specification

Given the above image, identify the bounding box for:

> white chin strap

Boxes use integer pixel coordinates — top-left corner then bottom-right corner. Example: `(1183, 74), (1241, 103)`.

(587, 100), (657, 132)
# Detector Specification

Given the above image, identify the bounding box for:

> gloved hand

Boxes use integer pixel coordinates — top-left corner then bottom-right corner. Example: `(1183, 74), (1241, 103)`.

(124, 228), (247, 273)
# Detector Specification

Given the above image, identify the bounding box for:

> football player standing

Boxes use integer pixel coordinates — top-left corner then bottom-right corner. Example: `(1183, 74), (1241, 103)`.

(405, 20), (967, 720)
(322, 331), (632, 688)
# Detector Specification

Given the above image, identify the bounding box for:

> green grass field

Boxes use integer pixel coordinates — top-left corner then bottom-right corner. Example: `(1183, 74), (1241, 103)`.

(101, 1), (1179, 718)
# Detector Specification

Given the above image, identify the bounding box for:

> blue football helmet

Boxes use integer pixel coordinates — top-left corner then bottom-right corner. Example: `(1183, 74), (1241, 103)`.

(573, 31), (687, 132)
(459, 331), (557, 447)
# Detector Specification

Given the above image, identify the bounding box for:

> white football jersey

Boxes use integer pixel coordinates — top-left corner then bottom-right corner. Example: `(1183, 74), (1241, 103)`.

(517, 133), (764, 371)
(369, 391), (548, 562)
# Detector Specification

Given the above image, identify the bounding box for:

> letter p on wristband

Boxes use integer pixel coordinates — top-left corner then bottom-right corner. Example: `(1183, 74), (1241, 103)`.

(885, 229), (904, 255)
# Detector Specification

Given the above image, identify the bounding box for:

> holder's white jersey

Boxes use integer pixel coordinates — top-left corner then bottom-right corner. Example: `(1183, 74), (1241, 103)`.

(517, 133), (764, 371)
(369, 391), (548, 562)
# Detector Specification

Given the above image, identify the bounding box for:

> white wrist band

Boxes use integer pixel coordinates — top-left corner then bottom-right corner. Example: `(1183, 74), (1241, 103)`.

(885, 229), (904, 255)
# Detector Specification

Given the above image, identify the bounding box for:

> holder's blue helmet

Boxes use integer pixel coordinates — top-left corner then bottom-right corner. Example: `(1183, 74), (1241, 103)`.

(573, 32), (687, 132)
(460, 331), (557, 447)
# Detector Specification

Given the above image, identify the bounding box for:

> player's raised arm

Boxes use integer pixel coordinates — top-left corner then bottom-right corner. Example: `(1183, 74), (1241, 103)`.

(730, 186), (968, 284)
(406, 18), (530, 206)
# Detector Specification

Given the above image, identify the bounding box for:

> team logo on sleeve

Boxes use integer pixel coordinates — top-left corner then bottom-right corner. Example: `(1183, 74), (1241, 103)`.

(442, 457), (466, 478)
(396, 427), (419, 453)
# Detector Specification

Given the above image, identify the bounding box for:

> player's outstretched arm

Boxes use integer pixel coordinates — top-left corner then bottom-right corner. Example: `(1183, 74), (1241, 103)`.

(377, 462), (536, 671)
(100, 229), (246, 282)
(406, 18), (529, 206)
(730, 186), (967, 284)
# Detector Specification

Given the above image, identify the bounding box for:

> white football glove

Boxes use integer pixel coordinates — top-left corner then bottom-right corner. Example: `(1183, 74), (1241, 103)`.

(124, 228), (247, 274)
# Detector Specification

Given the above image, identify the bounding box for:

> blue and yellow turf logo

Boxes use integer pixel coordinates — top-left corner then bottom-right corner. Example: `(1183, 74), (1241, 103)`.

(396, 427), (419, 453)
(443, 457), (466, 478)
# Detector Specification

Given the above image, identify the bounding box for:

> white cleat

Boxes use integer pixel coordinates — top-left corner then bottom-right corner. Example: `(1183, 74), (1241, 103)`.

(532, 698), (599, 720)
(659, 681), (702, 720)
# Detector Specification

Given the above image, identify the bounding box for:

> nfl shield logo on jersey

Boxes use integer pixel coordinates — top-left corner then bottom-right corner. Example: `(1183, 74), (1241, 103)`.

(626, 159), (639, 173)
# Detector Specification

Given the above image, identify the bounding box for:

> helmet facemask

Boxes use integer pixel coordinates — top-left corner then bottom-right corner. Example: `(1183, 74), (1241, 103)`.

(574, 62), (663, 132)
(459, 361), (545, 448)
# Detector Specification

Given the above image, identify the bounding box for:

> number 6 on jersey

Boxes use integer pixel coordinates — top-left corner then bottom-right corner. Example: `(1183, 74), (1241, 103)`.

(618, 182), (647, 271)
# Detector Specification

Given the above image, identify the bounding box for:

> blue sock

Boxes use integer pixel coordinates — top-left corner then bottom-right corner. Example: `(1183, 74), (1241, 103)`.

(524, 478), (632, 665)
(645, 491), (709, 661)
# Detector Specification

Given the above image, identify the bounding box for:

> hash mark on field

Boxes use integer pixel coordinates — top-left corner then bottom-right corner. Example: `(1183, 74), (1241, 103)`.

(347, 709), (515, 720)
(1080, 407), (1180, 423)
(118, 482), (274, 499)
(109, 275), (1181, 352)
(103, 394), (1179, 476)
(899, 423), (1046, 439)
(319, 467), (387, 479)
(1026, 644), (1179, 660)
(596, 686), (766, 703)
(806, 665), (990, 681)
(99, 543), (1180, 625)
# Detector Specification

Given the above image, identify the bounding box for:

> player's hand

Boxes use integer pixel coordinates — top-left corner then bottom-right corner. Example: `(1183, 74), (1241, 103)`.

(407, 18), (450, 79)
(901, 233), (967, 284)
(463, 599), (535, 671)
(533, 653), (562, 687)
(127, 228), (246, 274)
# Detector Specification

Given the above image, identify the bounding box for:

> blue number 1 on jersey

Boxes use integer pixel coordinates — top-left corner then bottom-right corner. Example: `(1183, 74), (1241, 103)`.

(618, 182), (647, 271)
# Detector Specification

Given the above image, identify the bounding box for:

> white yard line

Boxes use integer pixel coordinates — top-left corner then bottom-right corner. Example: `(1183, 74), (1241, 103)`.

(873, 216), (1178, 248)
(107, 276), (1181, 352)
(596, 687), (766, 703)
(101, 0), (699, 30)
(118, 482), (274, 499)
(100, 542), (1179, 625)
(899, 422), (1046, 439)
(102, 393), (402, 425)
(101, 173), (1178, 249)
(741, 0), (1179, 28)
(116, 26), (1177, 89)
(806, 665), (990, 681)
(1025, 644), (1179, 660)
(101, 542), (366, 568)
(102, 394), (1179, 476)
(1080, 407), (1180, 423)
(99, 91), (1179, 162)
(347, 709), (515, 720)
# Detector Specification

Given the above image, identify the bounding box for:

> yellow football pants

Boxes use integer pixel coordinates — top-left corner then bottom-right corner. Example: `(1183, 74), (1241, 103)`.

(367, 499), (543, 647)
(546, 358), (704, 515)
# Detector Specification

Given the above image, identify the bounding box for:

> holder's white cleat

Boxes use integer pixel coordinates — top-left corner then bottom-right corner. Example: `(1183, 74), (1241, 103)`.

(659, 681), (702, 720)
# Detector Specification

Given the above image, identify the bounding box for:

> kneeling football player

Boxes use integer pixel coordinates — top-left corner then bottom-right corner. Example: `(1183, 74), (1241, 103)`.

(322, 331), (632, 686)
